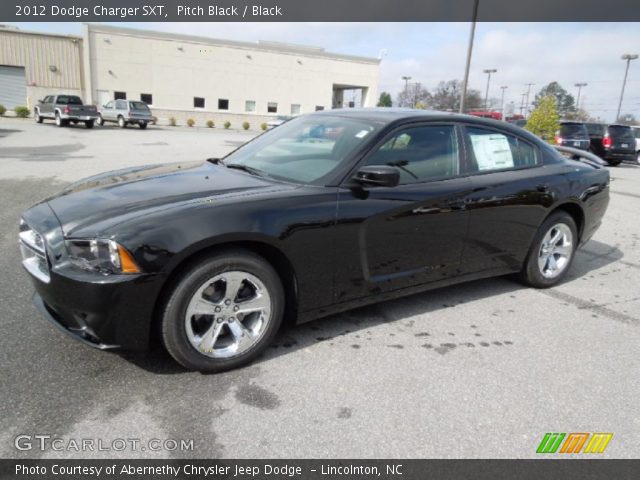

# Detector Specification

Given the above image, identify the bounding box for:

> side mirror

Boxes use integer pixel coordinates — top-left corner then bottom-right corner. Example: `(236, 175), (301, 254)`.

(38, 99), (43, 103)
(352, 165), (400, 188)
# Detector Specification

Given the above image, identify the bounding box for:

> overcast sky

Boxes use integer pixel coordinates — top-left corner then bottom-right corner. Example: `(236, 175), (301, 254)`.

(7, 22), (640, 121)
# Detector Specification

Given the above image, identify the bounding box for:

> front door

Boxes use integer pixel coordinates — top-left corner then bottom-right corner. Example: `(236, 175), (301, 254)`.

(334, 124), (471, 301)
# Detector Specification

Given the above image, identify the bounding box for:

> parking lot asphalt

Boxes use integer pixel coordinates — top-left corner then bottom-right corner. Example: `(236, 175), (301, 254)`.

(1, 118), (639, 459)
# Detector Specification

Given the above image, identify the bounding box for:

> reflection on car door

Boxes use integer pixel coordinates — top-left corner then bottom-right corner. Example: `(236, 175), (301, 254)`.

(334, 123), (471, 302)
(461, 125), (556, 273)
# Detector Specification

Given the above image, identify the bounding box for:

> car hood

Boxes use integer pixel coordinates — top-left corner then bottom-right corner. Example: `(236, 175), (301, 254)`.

(44, 161), (293, 237)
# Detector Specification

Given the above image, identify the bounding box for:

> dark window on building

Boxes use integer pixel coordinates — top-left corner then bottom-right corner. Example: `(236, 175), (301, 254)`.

(140, 93), (153, 105)
(218, 99), (229, 110)
(114, 91), (127, 100)
(194, 97), (205, 108)
(315, 106), (324, 111)
(267, 102), (278, 113)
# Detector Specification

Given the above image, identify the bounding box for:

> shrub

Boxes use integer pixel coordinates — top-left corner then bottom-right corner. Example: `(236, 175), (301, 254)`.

(0, 105), (6, 116)
(242, 121), (250, 130)
(186, 118), (195, 127)
(169, 117), (177, 126)
(206, 120), (214, 128)
(224, 121), (231, 129)
(260, 122), (268, 131)
(14, 106), (30, 118)
(525, 95), (559, 144)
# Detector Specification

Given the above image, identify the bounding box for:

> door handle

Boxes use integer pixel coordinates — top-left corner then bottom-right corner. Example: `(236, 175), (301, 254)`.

(536, 184), (549, 193)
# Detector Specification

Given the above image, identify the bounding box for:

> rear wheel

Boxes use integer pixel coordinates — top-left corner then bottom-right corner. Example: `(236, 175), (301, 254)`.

(636, 151), (640, 165)
(55, 112), (65, 127)
(519, 212), (577, 288)
(139, 122), (148, 129)
(161, 250), (284, 372)
(606, 158), (622, 166)
(118, 116), (127, 128)
(85, 120), (94, 129)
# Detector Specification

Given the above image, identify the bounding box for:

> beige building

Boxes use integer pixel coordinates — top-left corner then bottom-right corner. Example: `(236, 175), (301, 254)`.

(0, 24), (380, 126)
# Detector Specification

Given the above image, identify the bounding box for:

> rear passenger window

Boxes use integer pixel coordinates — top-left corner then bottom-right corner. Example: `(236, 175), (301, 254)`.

(366, 125), (459, 184)
(466, 127), (538, 172)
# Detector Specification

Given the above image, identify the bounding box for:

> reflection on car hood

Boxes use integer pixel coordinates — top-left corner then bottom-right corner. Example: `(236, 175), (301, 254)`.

(44, 161), (291, 236)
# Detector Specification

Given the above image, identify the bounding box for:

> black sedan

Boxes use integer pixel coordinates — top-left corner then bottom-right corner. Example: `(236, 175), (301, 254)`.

(20, 109), (610, 372)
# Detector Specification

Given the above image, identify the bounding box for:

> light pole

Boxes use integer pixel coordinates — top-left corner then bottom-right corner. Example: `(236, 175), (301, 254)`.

(524, 83), (534, 118)
(402, 76), (412, 107)
(459, 0), (479, 113)
(483, 69), (497, 110)
(500, 86), (508, 120)
(574, 82), (587, 110)
(616, 54), (638, 121)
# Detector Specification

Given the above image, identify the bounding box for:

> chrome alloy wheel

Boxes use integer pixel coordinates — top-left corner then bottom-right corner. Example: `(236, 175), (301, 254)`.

(184, 271), (271, 358)
(538, 223), (573, 279)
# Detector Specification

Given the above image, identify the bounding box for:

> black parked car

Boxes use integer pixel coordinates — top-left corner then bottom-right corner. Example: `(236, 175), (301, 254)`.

(19, 110), (610, 372)
(585, 123), (636, 166)
(555, 122), (590, 151)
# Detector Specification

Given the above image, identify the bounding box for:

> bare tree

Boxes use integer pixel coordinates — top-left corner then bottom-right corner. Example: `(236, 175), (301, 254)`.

(431, 80), (482, 112)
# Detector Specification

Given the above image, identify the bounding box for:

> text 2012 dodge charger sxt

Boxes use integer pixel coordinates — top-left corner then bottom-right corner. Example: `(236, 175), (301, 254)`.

(20, 110), (610, 372)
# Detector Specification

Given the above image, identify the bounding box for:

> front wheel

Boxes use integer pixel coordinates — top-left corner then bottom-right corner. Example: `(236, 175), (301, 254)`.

(519, 212), (577, 288)
(35, 110), (43, 123)
(161, 250), (284, 372)
(96, 115), (104, 126)
(118, 116), (127, 128)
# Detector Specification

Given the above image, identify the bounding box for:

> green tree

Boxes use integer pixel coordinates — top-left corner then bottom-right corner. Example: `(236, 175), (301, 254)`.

(533, 82), (576, 118)
(525, 95), (560, 143)
(377, 92), (392, 107)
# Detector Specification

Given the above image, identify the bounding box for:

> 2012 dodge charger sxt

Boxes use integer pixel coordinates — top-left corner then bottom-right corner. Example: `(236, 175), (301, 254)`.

(19, 110), (610, 371)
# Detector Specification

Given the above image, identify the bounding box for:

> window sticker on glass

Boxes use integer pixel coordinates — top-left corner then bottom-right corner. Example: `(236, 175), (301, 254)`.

(470, 133), (514, 171)
(355, 129), (371, 139)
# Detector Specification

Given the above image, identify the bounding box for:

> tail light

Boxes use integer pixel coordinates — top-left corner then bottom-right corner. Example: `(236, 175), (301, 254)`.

(602, 135), (612, 149)
(555, 136), (563, 145)
(63, 106), (70, 114)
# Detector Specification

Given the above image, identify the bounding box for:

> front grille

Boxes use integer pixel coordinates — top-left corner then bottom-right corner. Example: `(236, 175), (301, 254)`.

(19, 220), (50, 283)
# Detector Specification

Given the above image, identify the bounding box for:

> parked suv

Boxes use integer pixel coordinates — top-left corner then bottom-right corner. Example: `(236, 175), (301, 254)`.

(585, 123), (636, 166)
(555, 122), (590, 151)
(97, 100), (153, 129)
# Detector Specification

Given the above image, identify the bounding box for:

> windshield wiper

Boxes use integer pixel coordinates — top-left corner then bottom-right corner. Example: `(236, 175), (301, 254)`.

(225, 163), (266, 177)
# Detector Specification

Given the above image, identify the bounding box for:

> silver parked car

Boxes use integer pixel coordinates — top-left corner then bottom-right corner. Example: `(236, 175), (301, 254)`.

(97, 100), (153, 129)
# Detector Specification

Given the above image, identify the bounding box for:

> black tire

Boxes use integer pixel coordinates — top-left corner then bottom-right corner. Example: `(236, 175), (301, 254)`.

(35, 110), (43, 123)
(161, 249), (285, 372)
(606, 158), (622, 166)
(96, 115), (104, 126)
(118, 116), (127, 128)
(139, 122), (148, 129)
(85, 120), (94, 129)
(519, 211), (578, 288)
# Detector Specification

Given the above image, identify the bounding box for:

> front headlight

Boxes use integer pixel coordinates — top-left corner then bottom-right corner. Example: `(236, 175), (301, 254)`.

(65, 239), (140, 274)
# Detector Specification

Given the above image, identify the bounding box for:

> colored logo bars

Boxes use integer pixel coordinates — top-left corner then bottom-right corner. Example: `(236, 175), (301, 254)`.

(537, 433), (613, 454)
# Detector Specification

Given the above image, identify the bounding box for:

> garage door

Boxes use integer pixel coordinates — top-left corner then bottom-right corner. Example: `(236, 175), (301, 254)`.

(0, 65), (27, 109)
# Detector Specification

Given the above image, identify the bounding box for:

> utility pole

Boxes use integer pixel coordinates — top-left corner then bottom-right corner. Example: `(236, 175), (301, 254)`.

(500, 85), (508, 121)
(574, 82), (587, 110)
(483, 69), (497, 110)
(459, 0), (479, 113)
(524, 83), (535, 118)
(412, 82), (422, 108)
(616, 54), (638, 121)
(401, 76), (412, 107)
(520, 93), (527, 116)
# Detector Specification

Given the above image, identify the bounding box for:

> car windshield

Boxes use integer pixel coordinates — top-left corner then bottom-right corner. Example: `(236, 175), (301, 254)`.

(129, 101), (150, 110)
(560, 123), (588, 139)
(222, 115), (381, 184)
(57, 96), (83, 105)
(608, 125), (635, 141)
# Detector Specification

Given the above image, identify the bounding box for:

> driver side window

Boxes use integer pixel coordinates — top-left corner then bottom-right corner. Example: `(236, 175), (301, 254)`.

(366, 125), (460, 184)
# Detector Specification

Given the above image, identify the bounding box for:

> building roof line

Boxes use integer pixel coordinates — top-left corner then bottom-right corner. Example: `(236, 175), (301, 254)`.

(0, 25), (81, 40)
(85, 23), (380, 64)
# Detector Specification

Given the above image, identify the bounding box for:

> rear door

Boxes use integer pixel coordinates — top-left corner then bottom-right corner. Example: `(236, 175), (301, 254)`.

(334, 123), (471, 301)
(460, 125), (555, 274)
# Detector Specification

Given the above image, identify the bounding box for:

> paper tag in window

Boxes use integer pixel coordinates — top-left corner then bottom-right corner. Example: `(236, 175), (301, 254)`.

(355, 130), (370, 139)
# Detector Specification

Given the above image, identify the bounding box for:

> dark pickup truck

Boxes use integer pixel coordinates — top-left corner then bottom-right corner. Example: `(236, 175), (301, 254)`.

(35, 95), (99, 128)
